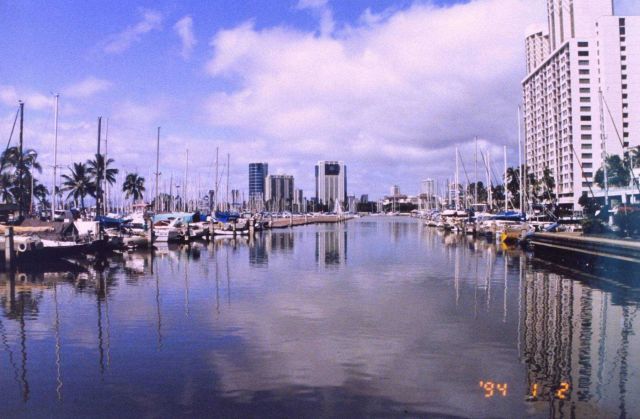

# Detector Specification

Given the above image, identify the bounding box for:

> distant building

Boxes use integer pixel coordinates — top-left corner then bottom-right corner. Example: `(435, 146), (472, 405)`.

(522, 0), (640, 209)
(231, 189), (241, 209)
(265, 174), (294, 212)
(359, 194), (368, 203)
(347, 195), (357, 213)
(249, 162), (268, 211)
(315, 161), (347, 210)
(390, 185), (401, 197)
(293, 189), (305, 213)
(420, 179), (435, 197)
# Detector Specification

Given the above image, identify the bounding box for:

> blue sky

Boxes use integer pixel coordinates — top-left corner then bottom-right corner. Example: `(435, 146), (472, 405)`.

(0, 0), (638, 204)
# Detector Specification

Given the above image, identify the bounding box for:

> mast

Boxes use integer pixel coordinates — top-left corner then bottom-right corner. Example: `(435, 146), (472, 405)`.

(599, 88), (609, 208)
(96, 117), (102, 218)
(455, 147), (459, 211)
(104, 118), (109, 214)
(215, 147), (219, 212)
(184, 148), (189, 212)
(226, 153), (230, 211)
(474, 136), (478, 207)
(504, 145), (508, 212)
(518, 105), (523, 215)
(51, 94), (59, 221)
(155, 127), (160, 213)
(487, 151), (493, 210)
(18, 101), (24, 220)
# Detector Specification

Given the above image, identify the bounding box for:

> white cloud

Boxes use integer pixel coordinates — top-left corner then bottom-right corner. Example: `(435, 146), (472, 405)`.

(64, 77), (113, 98)
(0, 85), (52, 111)
(103, 9), (163, 54)
(204, 0), (546, 197)
(174, 16), (197, 59)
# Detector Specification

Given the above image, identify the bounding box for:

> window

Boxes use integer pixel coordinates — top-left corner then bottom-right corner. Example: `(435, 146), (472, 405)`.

(578, 41), (589, 47)
(581, 125), (592, 130)
(579, 78), (590, 84)
(580, 88), (591, 93)
(622, 84), (628, 89)
(621, 55), (627, 61)
(584, 172), (593, 178)
(578, 51), (589, 56)
(580, 97), (591, 103)
(583, 163), (593, 169)
(579, 69), (590, 75)
(580, 106), (591, 112)
(622, 65), (627, 71)
(620, 27), (625, 35)
(582, 153), (593, 159)
(579, 60), (589, 65)
(581, 116), (591, 121)
(582, 144), (592, 150)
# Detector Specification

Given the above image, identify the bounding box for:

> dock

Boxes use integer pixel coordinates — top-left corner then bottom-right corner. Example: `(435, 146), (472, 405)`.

(528, 232), (640, 279)
(268, 214), (353, 229)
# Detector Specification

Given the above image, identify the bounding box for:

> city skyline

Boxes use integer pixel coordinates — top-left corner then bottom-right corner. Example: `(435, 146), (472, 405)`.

(1, 0), (638, 202)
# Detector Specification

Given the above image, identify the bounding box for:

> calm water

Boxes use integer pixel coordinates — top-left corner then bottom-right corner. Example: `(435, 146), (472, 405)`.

(0, 217), (639, 418)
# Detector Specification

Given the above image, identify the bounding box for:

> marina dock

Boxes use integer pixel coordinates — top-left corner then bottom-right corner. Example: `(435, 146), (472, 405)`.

(268, 214), (353, 229)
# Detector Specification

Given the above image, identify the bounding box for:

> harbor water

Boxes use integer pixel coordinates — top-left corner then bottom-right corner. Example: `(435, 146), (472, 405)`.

(0, 217), (638, 417)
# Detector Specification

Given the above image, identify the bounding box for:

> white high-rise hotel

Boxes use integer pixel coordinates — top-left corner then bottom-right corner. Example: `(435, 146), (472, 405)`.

(523, 0), (639, 210)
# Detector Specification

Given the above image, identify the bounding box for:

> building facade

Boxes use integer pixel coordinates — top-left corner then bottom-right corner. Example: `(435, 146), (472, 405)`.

(522, 0), (639, 210)
(249, 163), (268, 211)
(265, 174), (294, 212)
(315, 161), (347, 210)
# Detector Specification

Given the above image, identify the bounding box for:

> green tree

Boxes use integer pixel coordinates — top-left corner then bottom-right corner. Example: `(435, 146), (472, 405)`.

(467, 181), (488, 204)
(541, 167), (556, 203)
(122, 173), (146, 202)
(61, 162), (94, 210)
(594, 154), (631, 188)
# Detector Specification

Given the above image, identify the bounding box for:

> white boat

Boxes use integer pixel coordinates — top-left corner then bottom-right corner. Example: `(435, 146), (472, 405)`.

(154, 218), (184, 242)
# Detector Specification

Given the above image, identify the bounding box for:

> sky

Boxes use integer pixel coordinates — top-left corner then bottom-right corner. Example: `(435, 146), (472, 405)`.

(1, 0), (638, 202)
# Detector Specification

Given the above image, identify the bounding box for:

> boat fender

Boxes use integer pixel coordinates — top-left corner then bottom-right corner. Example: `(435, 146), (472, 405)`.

(17, 242), (29, 253)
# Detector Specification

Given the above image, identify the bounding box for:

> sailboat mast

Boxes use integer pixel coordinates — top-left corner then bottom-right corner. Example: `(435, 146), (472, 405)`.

(155, 127), (160, 213)
(104, 118), (109, 214)
(455, 147), (459, 211)
(215, 147), (219, 212)
(474, 136), (478, 207)
(18, 101), (24, 219)
(504, 145), (508, 212)
(185, 148), (189, 212)
(226, 153), (230, 211)
(52, 94), (59, 221)
(517, 105), (523, 215)
(96, 117), (102, 218)
(599, 88), (609, 207)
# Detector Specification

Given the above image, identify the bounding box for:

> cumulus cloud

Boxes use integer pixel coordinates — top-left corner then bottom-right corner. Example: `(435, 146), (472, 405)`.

(174, 16), (197, 59)
(64, 77), (113, 98)
(204, 0), (546, 196)
(103, 9), (163, 54)
(0, 85), (52, 111)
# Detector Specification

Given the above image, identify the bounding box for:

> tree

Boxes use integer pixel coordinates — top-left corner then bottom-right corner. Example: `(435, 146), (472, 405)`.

(541, 167), (556, 203)
(595, 154), (631, 188)
(0, 147), (44, 214)
(87, 154), (119, 188)
(122, 173), (145, 202)
(467, 181), (488, 204)
(506, 166), (520, 209)
(61, 162), (94, 210)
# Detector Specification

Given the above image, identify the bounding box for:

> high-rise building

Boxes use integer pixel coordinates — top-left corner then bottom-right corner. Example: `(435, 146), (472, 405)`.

(265, 174), (294, 212)
(522, 0), (639, 210)
(293, 189), (305, 213)
(390, 185), (401, 196)
(249, 163), (268, 211)
(315, 161), (347, 210)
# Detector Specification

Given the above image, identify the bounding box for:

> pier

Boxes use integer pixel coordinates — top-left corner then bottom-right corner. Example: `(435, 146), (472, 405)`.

(268, 214), (353, 229)
(528, 232), (640, 279)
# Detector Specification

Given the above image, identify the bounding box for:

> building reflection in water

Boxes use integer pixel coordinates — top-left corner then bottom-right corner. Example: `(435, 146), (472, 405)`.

(315, 228), (347, 267)
(519, 262), (640, 416)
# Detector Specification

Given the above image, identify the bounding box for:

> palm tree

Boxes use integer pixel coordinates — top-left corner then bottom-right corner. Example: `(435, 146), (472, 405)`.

(595, 154), (631, 189)
(0, 147), (44, 211)
(122, 173), (145, 202)
(61, 162), (94, 210)
(87, 154), (119, 187)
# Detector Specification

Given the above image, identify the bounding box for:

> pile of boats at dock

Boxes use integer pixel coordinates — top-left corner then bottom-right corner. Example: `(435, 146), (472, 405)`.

(419, 205), (583, 245)
(0, 209), (269, 265)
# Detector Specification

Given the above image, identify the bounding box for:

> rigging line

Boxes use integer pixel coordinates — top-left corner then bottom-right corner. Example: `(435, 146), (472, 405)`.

(602, 94), (640, 194)
(1, 106), (21, 172)
(571, 145), (596, 199)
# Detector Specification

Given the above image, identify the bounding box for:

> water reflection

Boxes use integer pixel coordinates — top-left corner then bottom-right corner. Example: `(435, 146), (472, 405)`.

(0, 219), (637, 417)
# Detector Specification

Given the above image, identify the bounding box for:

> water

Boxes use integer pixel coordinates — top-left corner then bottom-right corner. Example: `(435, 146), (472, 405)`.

(0, 217), (638, 418)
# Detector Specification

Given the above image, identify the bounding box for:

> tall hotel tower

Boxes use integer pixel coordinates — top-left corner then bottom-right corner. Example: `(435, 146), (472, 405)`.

(523, 0), (639, 210)
(249, 162), (268, 211)
(315, 161), (347, 210)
